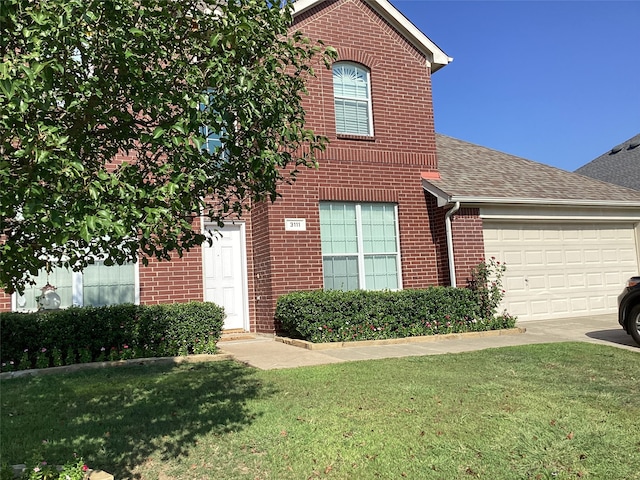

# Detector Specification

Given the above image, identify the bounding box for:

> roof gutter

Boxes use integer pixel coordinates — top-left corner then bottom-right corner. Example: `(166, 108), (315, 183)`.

(444, 201), (460, 288)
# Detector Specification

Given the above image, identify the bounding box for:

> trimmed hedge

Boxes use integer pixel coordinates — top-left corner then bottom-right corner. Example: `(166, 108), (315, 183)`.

(0, 302), (225, 372)
(275, 288), (516, 343)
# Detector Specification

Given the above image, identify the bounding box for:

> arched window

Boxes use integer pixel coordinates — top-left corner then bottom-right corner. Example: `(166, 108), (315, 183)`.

(332, 62), (373, 136)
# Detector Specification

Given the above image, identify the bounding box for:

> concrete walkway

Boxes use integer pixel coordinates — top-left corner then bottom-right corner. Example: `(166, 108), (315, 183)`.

(219, 314), (638, 370)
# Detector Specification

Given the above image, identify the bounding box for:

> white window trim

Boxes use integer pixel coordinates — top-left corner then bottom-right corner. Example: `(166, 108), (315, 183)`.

(321, 203), (402, 290)
(333, 62), (374, 136)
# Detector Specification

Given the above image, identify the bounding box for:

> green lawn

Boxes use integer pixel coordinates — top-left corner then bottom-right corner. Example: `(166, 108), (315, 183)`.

(1, 343), (638, 479)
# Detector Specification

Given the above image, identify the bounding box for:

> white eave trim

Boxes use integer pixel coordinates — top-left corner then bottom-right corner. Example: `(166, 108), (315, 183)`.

(421, 179), (640, 209)
(293, 0), (452, 71)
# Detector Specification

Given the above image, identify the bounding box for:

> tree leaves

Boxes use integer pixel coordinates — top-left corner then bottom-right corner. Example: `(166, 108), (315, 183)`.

(0, 0), (337, 294)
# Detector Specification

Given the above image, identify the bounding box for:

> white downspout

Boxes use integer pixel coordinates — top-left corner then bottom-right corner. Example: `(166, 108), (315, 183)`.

(445, 202), (460, 287)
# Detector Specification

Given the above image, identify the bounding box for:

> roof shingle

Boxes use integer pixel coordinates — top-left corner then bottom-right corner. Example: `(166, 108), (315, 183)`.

(426, 134), (640, 205)
(574, 133), (640, 191)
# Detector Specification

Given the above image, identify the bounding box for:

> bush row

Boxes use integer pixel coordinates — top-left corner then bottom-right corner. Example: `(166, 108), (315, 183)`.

(0, 302), (225, 372)
(275, 288), (516, 343)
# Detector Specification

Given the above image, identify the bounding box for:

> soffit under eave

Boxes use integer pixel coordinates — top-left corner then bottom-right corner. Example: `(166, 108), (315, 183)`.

(421, 179), (452, 207)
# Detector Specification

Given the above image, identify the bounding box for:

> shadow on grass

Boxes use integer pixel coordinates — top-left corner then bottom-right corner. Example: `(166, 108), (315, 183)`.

(1, 360), (272, 479)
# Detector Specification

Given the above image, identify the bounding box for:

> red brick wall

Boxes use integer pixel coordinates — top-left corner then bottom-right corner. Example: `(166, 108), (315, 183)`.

(425, 193), (451, 285)
(138, 249), (204, 305)
(0, 291), (10, 311)
(295, 0), (438, 167)
(450, 208), (485, 287)
(247, 0), (452, 331)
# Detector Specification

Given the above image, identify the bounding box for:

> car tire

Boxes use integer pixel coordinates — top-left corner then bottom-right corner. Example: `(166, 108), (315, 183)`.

(628, 304), (640, 346)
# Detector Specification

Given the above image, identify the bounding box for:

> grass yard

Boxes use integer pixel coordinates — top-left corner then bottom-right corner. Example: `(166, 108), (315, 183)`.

(1, 342), (638, 479)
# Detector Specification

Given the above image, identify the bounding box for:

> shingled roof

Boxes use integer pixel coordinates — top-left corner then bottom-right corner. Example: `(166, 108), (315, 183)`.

(423, 134), (640, 207)
(574, 133), (640, 191)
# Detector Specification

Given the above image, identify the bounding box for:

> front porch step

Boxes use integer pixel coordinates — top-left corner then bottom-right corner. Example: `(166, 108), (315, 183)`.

(219, 330), (257, 342)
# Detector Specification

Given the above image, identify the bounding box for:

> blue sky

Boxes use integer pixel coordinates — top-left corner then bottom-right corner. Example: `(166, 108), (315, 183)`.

(393, 0), (640, 172)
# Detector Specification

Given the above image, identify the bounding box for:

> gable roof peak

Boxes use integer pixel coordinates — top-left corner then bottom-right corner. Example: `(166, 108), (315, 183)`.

(292, 0), (452, 72)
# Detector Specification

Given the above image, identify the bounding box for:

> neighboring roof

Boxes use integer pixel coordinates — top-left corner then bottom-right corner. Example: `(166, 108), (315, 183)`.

(574, 133), (640, 191)
(292, 0), (452, 72)
(423, 134), (640, 207)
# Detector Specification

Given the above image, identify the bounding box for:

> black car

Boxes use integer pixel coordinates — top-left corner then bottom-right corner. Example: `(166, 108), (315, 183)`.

(618, 276), (640, 346)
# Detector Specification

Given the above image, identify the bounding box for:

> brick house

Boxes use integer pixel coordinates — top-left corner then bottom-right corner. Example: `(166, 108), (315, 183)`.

(4, 0), (640, 328)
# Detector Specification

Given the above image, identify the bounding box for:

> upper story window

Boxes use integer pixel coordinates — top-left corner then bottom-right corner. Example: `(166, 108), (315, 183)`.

(199, 90), (224, 156)
(332, 62), (373, 136)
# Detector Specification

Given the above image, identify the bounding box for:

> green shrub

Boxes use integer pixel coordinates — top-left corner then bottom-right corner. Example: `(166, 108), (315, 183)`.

(275, 287), (516, 343)
(0, 302), (225, 371)
(467, 257), (508, 319)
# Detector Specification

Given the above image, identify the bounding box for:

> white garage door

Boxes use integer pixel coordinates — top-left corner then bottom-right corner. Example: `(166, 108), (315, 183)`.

(483, 222), (638, 321)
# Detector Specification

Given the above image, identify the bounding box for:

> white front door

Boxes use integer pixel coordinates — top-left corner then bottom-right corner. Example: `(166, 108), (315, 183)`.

(202, 223), (248, 330)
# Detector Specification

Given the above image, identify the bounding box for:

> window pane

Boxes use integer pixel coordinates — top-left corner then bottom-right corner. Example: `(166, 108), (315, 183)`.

(361, 204), (397, 253)
(83, 262), (135, 306)
(364, 255), (398, 290)
(323, 256), (359, 291)
(320, 203), (357, 254)
(335, 99), (370, 135)
(333, 64), (369, 99)
(200, 125), (222, 155)
(16, 268), (73, 311)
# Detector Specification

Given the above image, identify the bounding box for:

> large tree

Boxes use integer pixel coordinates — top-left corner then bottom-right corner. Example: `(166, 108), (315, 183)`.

(0, 0), (335, 294)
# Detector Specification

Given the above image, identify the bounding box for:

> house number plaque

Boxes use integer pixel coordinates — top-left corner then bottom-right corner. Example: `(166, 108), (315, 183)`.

(285, 218), (306, 231)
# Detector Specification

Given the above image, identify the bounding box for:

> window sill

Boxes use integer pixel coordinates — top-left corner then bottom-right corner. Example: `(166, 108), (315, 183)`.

(336, 133), (376, 142)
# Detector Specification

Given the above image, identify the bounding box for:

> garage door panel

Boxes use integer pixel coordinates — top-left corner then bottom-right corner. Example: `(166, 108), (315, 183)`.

(587, 296), (606, 310)
(550, 299), (570, 314)
(523, 229), (543, 240)
(543, 229), (561, 241)
(567, 274), (585, 287)
(525, 251), (544, 266)
(508, 301), (529, 317)
(583, 249), (601, 263)
(502, 229), (521, 241)
(569, 297), (589, 313)
(505, 276), (527, 293)
(562, 230), (580, 241)
(605, 271), (623, 287)
(619, 247), (637, 262)
(483, 222), (638, 321)
(547, 274), (565, 289)
(586, 273), (603, 287)
(504, 251), (524, 266)
(527, 275), (546, 290)
(565, 250), (582, 264)
(545, 250), (563, 265)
